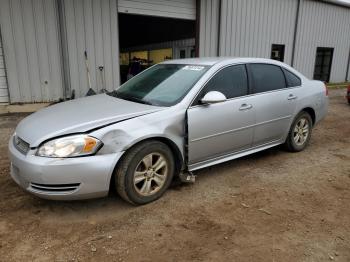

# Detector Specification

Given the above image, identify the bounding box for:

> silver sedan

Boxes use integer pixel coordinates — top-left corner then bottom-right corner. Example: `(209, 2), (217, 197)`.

(9, 58), (328, 204)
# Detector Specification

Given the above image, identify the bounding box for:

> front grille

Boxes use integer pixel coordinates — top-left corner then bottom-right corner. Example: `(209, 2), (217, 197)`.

(13, 136), (30, 154)
(30, 182), (80, 193)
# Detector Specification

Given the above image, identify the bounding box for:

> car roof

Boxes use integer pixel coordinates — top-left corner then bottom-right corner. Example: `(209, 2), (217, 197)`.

(161, 57), (287, 67)
(161, 57), (308, 80)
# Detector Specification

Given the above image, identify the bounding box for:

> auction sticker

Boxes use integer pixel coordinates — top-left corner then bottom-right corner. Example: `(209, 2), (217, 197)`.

(182, 65), (205, 71)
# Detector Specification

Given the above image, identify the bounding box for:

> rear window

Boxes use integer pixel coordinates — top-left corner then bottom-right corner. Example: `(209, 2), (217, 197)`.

(282, 68), (301, 87)
(250, 64), (286, 93)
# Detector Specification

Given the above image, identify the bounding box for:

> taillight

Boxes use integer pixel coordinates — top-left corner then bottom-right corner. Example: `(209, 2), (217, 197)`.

(347, 85), (350, 92)
(325, 83), (329, 96)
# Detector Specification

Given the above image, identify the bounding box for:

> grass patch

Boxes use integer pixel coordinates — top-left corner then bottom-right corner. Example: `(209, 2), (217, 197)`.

(326, 82), (349, 89)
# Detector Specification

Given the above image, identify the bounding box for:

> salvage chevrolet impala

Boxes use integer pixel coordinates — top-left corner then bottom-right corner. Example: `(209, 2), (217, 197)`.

(9, 58), (328, 204)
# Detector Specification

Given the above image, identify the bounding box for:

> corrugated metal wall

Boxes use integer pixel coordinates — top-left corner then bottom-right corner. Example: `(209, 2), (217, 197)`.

(218, 0), (298, 64)
(293, 0), (350, 82)
(0, 0), (64, 103)
(198, 0), (220, 57)
(62, 0), (120, 97)
(0, 29), (9, 103)
(118, 0), (196, 20)
(199, 0), (350, 82)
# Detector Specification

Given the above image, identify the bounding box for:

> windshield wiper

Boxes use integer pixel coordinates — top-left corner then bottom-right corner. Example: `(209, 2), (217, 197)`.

(108, 91), (153, 105)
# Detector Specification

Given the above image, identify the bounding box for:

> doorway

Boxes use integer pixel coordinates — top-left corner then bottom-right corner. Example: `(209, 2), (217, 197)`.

(118, 14), (196, 83)
(313, 47), (334, 82)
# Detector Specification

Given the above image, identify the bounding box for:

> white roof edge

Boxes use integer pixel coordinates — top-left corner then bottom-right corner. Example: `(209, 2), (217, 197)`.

(322, 0), (350, 8)
(161, 57), (290, 66)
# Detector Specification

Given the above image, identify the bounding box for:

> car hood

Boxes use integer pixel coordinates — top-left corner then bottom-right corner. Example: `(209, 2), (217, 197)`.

(15, 94), (164, 147)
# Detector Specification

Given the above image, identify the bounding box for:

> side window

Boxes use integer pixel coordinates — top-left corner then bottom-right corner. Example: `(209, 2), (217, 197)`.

(195, 65), (248, 104)
(282, 68), (301, 87)
(250, 64), (286, 93)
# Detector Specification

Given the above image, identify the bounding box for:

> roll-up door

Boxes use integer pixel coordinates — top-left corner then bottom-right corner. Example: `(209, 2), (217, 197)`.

(118, 0), (196, 20)
(0, 31), (9, 103)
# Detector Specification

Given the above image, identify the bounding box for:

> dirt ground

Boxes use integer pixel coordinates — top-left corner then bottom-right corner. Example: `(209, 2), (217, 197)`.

(0, 89), (349, 262)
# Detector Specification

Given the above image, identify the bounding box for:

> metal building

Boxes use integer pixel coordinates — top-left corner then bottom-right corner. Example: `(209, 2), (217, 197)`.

(0, 0), (349, 104)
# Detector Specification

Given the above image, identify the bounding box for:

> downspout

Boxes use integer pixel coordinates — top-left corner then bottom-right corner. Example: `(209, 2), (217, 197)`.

(346, 45), (350, 81)
(195, 0), (201, 57)
(57, 0), (71, 100)
(291, 0), (302, 67)
(217, 0), (222, 56)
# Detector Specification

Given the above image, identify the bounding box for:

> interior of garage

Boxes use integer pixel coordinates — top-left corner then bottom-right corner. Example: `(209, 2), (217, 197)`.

(118, 14), (196, 83)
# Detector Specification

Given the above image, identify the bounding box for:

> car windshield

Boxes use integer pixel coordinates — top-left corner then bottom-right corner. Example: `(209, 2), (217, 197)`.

(109, 64), (209, 106)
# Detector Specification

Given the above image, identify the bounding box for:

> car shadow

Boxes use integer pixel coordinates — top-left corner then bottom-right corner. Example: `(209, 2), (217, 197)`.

(16, 145), (287, 218)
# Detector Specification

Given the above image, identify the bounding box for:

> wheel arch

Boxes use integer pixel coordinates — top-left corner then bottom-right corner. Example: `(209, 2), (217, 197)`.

(109, 136), (184, 192)
(300, 107), (316, 125)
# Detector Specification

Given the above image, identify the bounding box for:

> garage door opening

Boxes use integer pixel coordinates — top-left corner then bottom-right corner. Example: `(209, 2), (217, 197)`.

(118, 13), (196, 83)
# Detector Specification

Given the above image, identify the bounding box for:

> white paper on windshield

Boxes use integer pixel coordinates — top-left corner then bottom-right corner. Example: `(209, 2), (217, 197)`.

(182, 65), (205, 71)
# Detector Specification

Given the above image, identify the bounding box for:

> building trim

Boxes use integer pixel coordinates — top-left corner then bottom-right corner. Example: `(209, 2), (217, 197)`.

(195, 0), (201, 57)
(346, 45), (350, 81)
(57, 0), (70, 99)
(320, 0), (350, 9)
(291, 0), (302, 67)
(216, 0), (221, 56)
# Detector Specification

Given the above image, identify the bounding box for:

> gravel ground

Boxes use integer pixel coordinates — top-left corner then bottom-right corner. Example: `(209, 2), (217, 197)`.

(0, 89), (349, 262)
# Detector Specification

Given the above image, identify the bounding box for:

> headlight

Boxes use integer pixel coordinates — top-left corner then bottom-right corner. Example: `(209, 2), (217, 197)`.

(37, 135), (102, 158)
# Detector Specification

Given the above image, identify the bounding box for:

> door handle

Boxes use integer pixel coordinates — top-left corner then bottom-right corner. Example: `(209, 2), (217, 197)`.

(239, 103), (253, 111)
(287, 94), (298, 100)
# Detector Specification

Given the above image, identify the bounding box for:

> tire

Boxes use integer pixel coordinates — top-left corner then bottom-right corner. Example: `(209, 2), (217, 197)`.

(115, 140), (175, 205)
(284, 111), (313, 152)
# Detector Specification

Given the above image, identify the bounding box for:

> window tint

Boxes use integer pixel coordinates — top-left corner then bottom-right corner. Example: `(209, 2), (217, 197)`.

(282, 68), (301, 87)
(196, 65), (248, 104)
(250, 64), (286, 93)
(114, 64), (209, 106)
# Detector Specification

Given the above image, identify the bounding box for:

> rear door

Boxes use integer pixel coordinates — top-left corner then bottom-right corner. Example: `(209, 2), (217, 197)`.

(248, 63), (299, 146)
(187, 64), (255, 165)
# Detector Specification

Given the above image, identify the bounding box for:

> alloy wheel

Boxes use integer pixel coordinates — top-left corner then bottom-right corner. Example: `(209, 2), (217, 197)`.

(293, 117), (310, 146)
(133, 153), (168, 196)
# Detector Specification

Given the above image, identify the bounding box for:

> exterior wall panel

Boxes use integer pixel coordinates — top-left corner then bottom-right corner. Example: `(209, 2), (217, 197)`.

(294, 0), (350, 82)
(0, 0), (63, 103)
(0, 30), (9, 103)
(62, 0), (120, 97)
(118, 0), (196, 20)
(218, 0), (298, 65)
(199, 0), (220, 57)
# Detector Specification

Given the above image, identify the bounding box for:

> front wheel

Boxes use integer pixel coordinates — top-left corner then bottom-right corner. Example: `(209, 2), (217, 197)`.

(115, 141), (174, 205)
(284, 112), (313, 152)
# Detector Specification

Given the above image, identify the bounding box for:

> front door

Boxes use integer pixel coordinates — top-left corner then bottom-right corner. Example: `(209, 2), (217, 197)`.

(187, 64), (255, 166)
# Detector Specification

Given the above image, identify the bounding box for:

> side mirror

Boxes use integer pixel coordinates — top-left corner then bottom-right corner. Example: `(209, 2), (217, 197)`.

(200, 91), (227, 104)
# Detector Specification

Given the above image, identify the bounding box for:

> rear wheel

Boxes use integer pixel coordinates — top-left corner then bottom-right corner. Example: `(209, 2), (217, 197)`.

(284, 112), (313, 152)
(115, 141), (174, 205)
